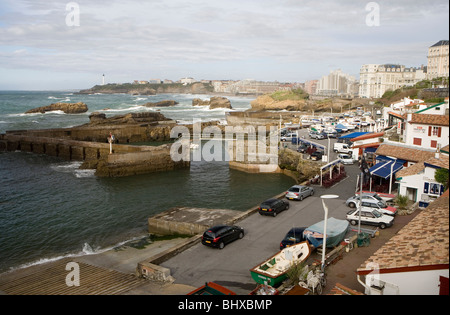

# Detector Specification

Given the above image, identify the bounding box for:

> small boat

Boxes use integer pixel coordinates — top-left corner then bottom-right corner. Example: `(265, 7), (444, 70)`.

(303, 217), (349, 249)
(250, 242), (311, 287)
(187, 282), (236, 295)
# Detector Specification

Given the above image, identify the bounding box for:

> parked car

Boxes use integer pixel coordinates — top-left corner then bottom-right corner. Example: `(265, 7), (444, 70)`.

(338, 153), (354, 165)
(346, 193), (385, 208)
(258, 198), (290, 217)
(285, 185), (314, 201)
(315, 133), (326, 140)
(281, 132), (297, 142)
(310, 150), (324, 161)
(297, 143), (309, 153)
(280, 227), (306, 250)
(352, 200), (398, 216)
(201, 225), (244, 249)
(346, 208), (394, 229)
(325, 131), (338, 138)
(309, 131), (319, 139)
(333, 142), (352, 154)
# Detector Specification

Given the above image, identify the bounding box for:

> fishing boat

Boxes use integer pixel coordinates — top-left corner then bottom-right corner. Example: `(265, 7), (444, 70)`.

(250, 242), (311, 287)
(303, 217), (349, 249)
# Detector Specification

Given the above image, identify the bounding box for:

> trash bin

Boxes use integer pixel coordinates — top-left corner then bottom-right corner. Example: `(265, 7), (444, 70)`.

(357, 233), (370, 247)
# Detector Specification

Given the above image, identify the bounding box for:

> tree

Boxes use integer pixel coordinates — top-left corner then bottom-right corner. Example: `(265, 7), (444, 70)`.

(435, 168), (449, 190)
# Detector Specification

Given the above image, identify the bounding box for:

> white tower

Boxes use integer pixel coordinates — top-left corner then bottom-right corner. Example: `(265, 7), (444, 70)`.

(102, 74), (105, 85)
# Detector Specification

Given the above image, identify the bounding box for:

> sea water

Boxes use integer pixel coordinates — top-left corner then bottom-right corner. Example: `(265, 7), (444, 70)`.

(0, 91), (295, 273)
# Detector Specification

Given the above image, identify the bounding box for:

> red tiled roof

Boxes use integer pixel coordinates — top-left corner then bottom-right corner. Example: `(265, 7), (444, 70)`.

(375, 144), (436, 163)
(351, 132), (385, 142)
(408, 114), (449, 127)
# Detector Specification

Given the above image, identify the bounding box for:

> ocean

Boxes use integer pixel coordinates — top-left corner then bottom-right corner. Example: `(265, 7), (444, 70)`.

(0, 91), (295, 273)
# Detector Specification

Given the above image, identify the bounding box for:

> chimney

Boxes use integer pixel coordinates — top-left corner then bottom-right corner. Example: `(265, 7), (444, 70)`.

(435, 144), (441, 159)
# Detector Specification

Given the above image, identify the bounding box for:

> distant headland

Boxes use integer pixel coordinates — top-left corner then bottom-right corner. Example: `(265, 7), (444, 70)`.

(76, 82), (214, 95)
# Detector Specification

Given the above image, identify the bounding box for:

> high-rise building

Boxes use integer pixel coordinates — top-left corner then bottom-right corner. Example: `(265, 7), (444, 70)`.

(316, 69), (357, 97)
(427, 40), (449, 79)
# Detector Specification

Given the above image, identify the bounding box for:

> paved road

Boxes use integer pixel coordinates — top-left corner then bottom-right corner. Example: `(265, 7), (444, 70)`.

(161, 155), (364, 295)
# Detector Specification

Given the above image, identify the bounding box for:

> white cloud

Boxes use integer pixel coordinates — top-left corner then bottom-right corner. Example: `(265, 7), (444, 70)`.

(0, 0), (448, 89)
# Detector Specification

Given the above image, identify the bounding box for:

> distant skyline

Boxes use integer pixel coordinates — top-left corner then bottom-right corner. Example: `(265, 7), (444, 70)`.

(0, 0), (448, 90)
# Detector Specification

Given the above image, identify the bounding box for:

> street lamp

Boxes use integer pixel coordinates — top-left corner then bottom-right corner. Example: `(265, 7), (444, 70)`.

(320, 194), (339, 270)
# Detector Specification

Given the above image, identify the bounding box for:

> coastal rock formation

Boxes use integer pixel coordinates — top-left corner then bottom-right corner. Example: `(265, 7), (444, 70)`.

(25, 102), (88, 114)
(250, 95), (307, 111)
(77, 82), (214, 95)
(87, 111), (170, 126)
(192, 96), (232, 109)
(143, 100), (179, 107)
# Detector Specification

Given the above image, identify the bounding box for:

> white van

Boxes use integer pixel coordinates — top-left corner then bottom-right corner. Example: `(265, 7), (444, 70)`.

(333, 142), (352, 154)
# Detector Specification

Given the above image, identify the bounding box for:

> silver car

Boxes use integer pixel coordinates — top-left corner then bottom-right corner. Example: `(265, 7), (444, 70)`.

(285, 185), (314, 201)
(346, 193), (386, 208)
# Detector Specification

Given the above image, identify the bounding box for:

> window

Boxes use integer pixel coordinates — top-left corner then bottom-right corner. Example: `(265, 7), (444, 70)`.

(413, 138), (422, 145)
(431, 140), (438, 148)
(429, 126), (442, 137)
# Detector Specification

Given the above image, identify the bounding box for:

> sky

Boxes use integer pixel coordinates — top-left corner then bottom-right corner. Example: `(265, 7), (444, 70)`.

(0, 0), (448, 90)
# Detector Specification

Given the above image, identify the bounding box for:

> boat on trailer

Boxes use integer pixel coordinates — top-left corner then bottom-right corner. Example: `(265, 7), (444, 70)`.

(250, 241), (311, 287)
(303, 217), (349, 249)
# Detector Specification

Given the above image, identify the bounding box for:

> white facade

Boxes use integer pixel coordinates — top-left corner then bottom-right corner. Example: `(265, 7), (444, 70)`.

(397, 160), (447, 202)
(427, 40), (449, 79)
(359, 64), (426, 99)
(364, 268), (449, 295)
(404, 113), (449, 150)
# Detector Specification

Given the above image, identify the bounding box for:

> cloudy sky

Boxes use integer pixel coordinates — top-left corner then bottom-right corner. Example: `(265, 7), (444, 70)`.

(0, 0), (448, 90)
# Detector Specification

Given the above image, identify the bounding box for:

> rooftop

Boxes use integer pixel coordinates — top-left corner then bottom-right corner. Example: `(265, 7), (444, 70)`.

(430, 40), (449, 47)
(408, 114), (449, 127)
(376, 144), (436, 163)
(357, 190), (449, 275)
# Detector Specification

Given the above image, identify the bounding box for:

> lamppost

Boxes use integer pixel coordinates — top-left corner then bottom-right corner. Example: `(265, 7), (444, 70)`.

(320, 194), (339, 270)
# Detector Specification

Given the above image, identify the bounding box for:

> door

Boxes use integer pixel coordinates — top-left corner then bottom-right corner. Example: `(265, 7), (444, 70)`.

(406, 187), (417, 202)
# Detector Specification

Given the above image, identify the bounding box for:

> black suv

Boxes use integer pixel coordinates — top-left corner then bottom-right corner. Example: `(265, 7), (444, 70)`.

(258, 198), (290, 217)
(201, 225), (244, 249)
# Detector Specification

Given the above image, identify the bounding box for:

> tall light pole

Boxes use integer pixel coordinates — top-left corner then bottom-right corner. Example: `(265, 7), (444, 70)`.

(320, 194), (339, 270)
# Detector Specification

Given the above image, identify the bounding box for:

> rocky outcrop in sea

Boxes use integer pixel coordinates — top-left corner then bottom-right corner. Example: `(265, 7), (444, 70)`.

(25, 102), (89, 114)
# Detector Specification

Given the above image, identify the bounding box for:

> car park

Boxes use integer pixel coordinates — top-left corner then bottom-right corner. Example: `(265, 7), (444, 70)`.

(338, 153), (354, 165)
(346, 208), (394, 229)
(201, 225), (245, 249)
(285, 185), (314, 201)
(258, 198), (290, 217)
(279, 227), (306, 250)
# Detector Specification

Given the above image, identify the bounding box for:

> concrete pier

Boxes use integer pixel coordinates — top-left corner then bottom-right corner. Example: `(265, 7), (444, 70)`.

(0, 132), (189, 177)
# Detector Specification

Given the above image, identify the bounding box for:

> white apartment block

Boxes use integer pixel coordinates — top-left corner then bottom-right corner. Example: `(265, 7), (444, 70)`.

(427, 40), (449, 80)
(359, 64), (426, 99)
(316, 69), (358, 97)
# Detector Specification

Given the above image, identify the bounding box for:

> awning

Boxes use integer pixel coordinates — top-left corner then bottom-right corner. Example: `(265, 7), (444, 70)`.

(369, 160), (404, 179)
(338, 132), (370, 139)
